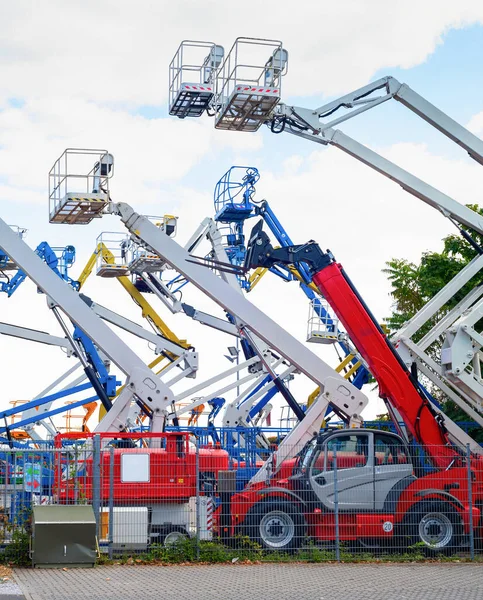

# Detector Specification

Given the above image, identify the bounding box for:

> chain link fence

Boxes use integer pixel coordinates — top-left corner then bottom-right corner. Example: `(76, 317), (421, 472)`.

(0, 431), (481, 564)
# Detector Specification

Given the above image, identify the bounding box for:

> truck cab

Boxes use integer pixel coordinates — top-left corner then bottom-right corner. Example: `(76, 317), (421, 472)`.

(233, 428), (472, 554)
(292, 429), (414, 512)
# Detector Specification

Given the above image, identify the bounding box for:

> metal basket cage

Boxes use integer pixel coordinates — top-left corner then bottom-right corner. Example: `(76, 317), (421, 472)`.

(214, 37), (288, 132)
(49, 149), (114, 225)
(169, 40), (224, 118)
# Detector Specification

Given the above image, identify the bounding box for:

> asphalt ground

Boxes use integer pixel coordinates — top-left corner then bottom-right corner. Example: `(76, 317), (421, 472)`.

(9, 562), (483, 600)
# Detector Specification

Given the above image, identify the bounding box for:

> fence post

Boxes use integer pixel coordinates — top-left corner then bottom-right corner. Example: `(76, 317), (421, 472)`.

(56, 448), (62, 504)
(3, 450), (8, 522)
(108, 445), (115, 560)
(74, 445), (79, 504)
(195, 437), (200, 561)
(13, 452), (18, 525)
(48, 450), (53, 499)
(92, 434), (101, 543)
(333, 448), (340, 562)
(466, 444), (475, 561)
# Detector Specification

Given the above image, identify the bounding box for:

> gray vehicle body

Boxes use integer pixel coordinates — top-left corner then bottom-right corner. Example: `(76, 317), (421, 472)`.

(292, 429), (415, 512)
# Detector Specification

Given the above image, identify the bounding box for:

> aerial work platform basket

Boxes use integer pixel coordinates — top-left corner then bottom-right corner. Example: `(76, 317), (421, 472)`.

(213, 166), (258, 223)
(306, 298), (339, 344)
(128, 215), (178, 273)
(95, 232), (131, 278)
(49, 149), (113, 224)
(215, 38), (288, 132)
(169, 41), (224, 119)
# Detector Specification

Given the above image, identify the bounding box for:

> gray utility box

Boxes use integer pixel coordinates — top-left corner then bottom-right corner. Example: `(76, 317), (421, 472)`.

(32, 505), (97, 568)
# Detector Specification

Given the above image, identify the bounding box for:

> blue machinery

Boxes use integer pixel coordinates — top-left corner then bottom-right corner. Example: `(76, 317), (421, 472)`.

(214, 167), (260, 290)
(166, 166), (371, 456)
(213, 166), (370, 390)
(0, 240), (120, 443)
(0, 241), (79, 297)
(131, 166), (371, 450)
(0, 228), (285, 465)
(2, 167), (479, 476)
(1, 171), (475, 476)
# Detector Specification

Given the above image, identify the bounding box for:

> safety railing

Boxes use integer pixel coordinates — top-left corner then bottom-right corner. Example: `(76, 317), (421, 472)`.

(169, 41), (224, 119)
(213, 166), (259, 221)
(128, 215), (178, 275)
(306, 297), (339, 344)
(95, 232), (131, 278)
(215, 38), (288, 132)
(49, 149), (113, 225)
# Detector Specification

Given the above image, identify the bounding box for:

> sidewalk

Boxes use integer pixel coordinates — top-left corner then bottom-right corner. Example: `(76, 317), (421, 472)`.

(0, 566), (24, 600)
(12, 562), (483, 600)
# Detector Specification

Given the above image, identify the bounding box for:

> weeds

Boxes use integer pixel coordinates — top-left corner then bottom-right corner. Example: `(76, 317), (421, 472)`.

(3, 530), (30, 566)
(99, 536), (473, 566)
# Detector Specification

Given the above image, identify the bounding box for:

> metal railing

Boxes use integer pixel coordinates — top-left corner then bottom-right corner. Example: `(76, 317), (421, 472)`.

(1, 436), (482, 564)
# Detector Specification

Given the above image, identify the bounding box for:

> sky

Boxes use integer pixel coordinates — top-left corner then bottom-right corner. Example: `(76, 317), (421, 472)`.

(1, 1), (483, 433)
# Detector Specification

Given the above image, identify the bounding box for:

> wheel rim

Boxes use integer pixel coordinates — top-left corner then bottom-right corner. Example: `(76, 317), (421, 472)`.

(259, 510), (295, 549)
(418, 512), (453, 548)
(164, 531), (186, 547)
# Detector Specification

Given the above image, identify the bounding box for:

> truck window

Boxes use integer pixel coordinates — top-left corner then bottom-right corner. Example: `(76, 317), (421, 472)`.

(374, 434), (409, 465)
(325, 434), (369, 471)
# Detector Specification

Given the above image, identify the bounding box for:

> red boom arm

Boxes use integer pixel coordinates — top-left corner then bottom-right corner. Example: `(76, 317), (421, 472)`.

(312, 262), (459, 469)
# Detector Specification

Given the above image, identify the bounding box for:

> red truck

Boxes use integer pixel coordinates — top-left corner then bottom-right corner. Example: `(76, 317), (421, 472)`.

(55, 432), (229, 547)
(221, 224), (483, 554)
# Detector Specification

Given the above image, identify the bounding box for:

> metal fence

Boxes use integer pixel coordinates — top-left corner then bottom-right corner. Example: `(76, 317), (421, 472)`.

(1, 432), (482, 564)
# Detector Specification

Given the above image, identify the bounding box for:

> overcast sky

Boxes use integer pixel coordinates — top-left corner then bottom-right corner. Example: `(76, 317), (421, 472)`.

(1, 1), (483, 431)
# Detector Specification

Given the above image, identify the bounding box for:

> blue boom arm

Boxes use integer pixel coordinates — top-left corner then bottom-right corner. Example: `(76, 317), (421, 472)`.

(213, 167), (369, 389)
(0, 242), (80, 297)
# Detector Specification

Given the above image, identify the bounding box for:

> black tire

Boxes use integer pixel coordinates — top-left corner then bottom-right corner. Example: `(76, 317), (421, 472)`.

(243, 500), (305, 552)
(151, 525), (188, 547)
(400, 500), (463, 556)
(474, 503), (483, 550)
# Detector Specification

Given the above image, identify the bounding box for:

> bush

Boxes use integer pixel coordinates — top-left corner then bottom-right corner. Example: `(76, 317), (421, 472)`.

(4, 530), (30, 566)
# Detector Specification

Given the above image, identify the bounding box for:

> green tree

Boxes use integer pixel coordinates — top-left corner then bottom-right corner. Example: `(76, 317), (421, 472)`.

(383, 204), (483, 442)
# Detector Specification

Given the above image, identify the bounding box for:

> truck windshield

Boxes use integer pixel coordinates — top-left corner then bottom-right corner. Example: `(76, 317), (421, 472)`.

(297, 439), (317, 474)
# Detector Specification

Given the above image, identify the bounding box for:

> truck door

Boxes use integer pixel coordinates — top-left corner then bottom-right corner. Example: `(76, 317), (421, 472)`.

(373, 433), (414, 510)
(309, 433), (374, 511)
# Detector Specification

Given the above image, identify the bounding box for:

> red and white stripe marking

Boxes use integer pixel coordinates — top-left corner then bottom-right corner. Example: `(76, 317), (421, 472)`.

(235, 86), (279, 94)
(181, 83), (213, 92)
(206, 497), (213, 533)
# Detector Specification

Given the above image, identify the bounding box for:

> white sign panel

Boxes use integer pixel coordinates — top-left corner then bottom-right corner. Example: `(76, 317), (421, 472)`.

(120, 453), (150, 483)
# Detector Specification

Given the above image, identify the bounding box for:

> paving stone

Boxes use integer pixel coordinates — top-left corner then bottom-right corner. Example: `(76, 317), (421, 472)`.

(13, 563), (483, 600)
(0, 577), (25, 599)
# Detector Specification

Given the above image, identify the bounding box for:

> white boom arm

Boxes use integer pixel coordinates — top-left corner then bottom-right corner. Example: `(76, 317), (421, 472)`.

(298, 76), (483, 166)
(168, 41), (483, 468)
(109, 202), (368, 424)
(277, 113), (483, 235)
(0, 218), (174, 435)
(0, 322), (73, 352)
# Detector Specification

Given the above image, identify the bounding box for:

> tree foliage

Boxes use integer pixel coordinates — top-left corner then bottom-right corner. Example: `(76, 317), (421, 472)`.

(384, 204), (483, 339)
(383, 204), (483, 441)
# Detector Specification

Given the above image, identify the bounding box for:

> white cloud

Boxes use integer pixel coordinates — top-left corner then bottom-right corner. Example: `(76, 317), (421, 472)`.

(0, 96), (264, 212)
(251, 140), (482, 319)
(0, 136), (480, 423)
(468, 111), (483, 136)
(1, 5), (482, 426)
(0, 99), (211, 195)
(1, 0), (483, 106)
